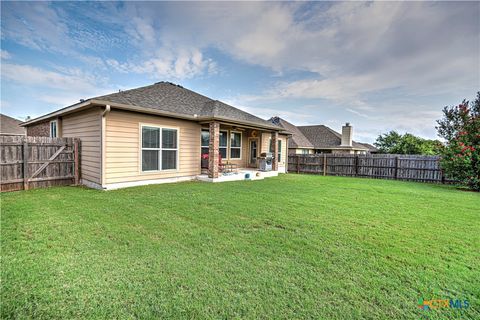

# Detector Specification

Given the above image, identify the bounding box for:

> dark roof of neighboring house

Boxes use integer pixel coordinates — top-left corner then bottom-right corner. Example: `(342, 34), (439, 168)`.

(23, 82), (283, 131)
(268, 116), (313, 148)
(297, 125), (368, 150)
(357, 142), (378, 152)
(0, 114), (26, 135)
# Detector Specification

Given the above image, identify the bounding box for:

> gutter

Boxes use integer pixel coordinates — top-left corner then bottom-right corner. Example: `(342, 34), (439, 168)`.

(21, 99), (287, 132)
(20, 100), (93, 126)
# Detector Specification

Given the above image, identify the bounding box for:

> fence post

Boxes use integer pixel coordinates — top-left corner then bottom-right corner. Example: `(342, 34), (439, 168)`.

(355, 155), (359, 176)
(323, 154), (327, 176)
(296, 156), (300, 174)
(23, 139), (29, 190)
(441, 169), (446, 184)
(394, 156), (399, 180)
(74, 139), (80, 185)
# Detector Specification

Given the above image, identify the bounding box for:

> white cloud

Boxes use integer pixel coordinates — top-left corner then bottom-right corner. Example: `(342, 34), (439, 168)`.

(1, 50), (12, 60)
(218, 2), (477, 107)
(1, 2), (70, 53)
(1, 63), (113, 108)
(1, 1), (478, 139)
(2, 63), (99, 92)
(106, 48), (216, 79)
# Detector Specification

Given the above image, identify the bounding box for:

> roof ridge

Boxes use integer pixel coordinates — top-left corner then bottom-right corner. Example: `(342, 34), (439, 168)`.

(94, 82), (158, 99)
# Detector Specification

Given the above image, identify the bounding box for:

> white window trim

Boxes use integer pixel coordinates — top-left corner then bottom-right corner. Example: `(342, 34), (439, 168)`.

(200, 128), (243, 161)
(139, 124), (180, 174)
(219, 130), (228, 160)
(50, 120), (57, 138)
(269, 137), (283, 163)
(201, 129), (210, 149)
(229, 130), (242, 160)
(278, 139), (282, 163)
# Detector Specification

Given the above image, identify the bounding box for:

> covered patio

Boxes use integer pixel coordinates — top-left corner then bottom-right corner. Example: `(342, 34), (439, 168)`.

(196, 168), (279, 183)
(199, 121), (289, 182)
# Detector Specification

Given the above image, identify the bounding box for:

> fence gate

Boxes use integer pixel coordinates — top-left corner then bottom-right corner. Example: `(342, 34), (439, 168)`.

(0, 136), (80, 192)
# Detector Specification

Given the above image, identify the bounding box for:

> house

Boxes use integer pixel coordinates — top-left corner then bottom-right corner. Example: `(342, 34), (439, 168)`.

(21, 82), (290, 190)
(357, 142), (379, 154)
(269, 117), (372, 154)
(269, 116), (314, 154)
(0, 114), (26, 136)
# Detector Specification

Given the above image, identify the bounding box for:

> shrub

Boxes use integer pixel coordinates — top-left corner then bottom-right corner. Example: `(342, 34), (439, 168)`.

(436, 92), (480, 191)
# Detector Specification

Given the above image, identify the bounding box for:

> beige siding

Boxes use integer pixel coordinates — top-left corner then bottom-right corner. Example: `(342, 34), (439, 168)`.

(62, 107), (102, 184)
(221, 129), (249, 168)
(260, 133), (288, 165)
(105, 110), (201, 184)
(292, 148), (314, 155)
(279, 135), (287, 165)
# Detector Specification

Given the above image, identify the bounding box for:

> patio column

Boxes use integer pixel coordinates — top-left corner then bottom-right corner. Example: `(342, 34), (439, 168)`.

(208, 121), (220, 178)
(271, 131), (279, 171)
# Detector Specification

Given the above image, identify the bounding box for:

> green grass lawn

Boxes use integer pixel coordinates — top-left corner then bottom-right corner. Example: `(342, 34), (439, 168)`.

(2, 174), (479, 319)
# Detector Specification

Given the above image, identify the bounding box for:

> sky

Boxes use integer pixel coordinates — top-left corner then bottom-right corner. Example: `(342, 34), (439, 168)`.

(1, 1), (479, 143)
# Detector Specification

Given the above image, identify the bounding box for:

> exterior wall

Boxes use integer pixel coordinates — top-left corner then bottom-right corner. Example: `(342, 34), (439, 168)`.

(104, 110), (201, 185)
(332, 149), (355, 155)
(26, 121), (50, 137)
(62, 107), (102, 185)
(289, 148), (314, 155)
(201, 126), (256, 169)
(260, 132), (287, 168)
(219, 127), (249, 168)
(314, 148), (367, 155)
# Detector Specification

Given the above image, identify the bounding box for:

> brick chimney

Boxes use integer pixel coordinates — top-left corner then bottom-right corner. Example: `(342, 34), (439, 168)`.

(341, 123), (353, 147)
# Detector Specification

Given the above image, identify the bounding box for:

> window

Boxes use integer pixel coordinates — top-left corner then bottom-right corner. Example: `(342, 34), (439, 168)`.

(141, 126), (178, 172)
(278, 139), (282, 162)
(161, 128), (177, 170)
(201, 129), (209, 157)
(269, 138), (282, 162)
(50, 120), (57, 138)
(230, 131), (242, 159)
(219, 131), (227, 159)
(302, 149), (309, 155)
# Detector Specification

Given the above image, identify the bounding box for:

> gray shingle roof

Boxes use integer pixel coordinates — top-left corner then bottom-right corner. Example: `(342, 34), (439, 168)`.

(0, 114), (26, 135)
(268, 117), (313, 148)
(297, 125), (368, 150)
(357, 142), (378, 152)
(94, 82), (280, 129)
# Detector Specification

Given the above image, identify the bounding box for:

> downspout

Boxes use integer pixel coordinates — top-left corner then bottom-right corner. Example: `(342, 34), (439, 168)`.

(285, 135), (289, 173)
(101, 105), (111, 188)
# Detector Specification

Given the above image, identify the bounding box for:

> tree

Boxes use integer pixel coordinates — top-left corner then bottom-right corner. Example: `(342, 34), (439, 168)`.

(374, 131), (441, 155)
(436, 92), (480, 191)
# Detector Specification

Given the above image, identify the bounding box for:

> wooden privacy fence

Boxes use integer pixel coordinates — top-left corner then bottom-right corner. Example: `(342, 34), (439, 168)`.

(288, 154), (451, 183)
(0, 136), (80, 192)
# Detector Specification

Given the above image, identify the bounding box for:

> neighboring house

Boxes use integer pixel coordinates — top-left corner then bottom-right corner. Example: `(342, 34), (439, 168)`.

(270, 117), (372, 154)
(357, 142), (379, 154)
(269, 117), (314, 154)
(0, 114), (26, 135)
(297, 124), (370, 154)
(22, 82), (290, 190)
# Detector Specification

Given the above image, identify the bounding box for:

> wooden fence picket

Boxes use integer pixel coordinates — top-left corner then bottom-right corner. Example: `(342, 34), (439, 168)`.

(1, 135), (80, 192)
(288, 153), (453, 184)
